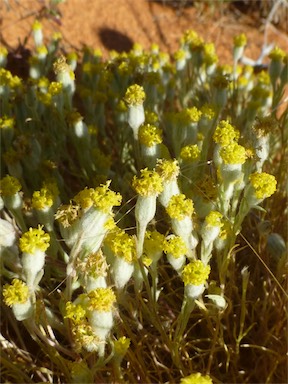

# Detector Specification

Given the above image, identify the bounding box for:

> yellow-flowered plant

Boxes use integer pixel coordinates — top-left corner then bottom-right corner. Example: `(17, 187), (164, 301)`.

(1, 22), (285, 384)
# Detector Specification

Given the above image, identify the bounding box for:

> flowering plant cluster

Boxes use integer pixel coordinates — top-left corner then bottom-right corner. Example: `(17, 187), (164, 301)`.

(0, 22), (287, 383)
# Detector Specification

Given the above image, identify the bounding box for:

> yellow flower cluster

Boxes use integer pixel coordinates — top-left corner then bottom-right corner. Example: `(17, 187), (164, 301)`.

(249, 172), (277, 199)
(55, 203), (82, 227)
(105, 228), (136, 263)
(114, 336), (130, 356)
(144, 230), (165, 255)
(156, 159), (180, 181)
(65, 301), (86, 323)
(220, 142), (247, 165)
(205, 211), (223, 227)
(0, 175), (21, 196)
(124, 84), (146, 106)
(201, 104), (215, 120)
(132, 168), (163, 197)
(0, 116), (14, 130)
(74, 182), (122, 213)
(213, 120), (240, 146)
(3, 279), (29, 307)
(166, 194), (194, 221)
(233, 33), (247, 47)
(268, 46), (286, 62)
(19, 226), (50, 254)
(180, 144), (200, 162)
(180, 372), (213, 384)
(32, 180), (59, 210)
(138, 123), (163, 147)
(182, 260), (211, 286)
(163, 235), (188, 258)
(88, 287), (116, 312)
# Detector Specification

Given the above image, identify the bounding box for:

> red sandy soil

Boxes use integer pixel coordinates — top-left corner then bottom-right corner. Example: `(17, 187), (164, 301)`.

(1, 0), (287, 63)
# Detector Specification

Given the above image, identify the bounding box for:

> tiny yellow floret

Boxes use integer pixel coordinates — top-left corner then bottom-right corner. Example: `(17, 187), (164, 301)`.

(3, 279), (29, 307)
(156, 159), (180, 181)
(213, 120), (240, 146)
(163, 235), (188, 258)
(138, 123), (162, 147)
(19, 226), (50, 254)
(182, 260), (211, 286)
(65, 301), (87, 323)
(124, 84), (146, 106)
(220, 142), (247, 164)
(106, 229), (136, 263)
(55, 203), (82, 227)
(114, 336), (130, 356)
(268, 46), (286, 62)
(132, 169), (163, 197)
(249, 172), (277, 199)
(233, 33), (247, 47)
(205, 211), (223, 227)
(0, 175), (22, 196)
(166, 194), (194, 220)
(180, 144), (200, 162)
(180, 372), (213, 384)
(88, 287), (116, 312)
(32, 20), (42, 31)
(0, 116), (14, 130)
(144, 230), (165, 255)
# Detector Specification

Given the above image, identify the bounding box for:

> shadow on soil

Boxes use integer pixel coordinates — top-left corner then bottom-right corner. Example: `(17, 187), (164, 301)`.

(98, 28), (134, 53)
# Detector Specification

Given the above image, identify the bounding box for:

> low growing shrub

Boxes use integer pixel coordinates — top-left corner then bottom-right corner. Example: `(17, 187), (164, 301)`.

(0, 23), (287, 383)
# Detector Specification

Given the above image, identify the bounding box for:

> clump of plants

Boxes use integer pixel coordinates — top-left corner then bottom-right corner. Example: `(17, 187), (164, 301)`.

(0, 22), (287, 383)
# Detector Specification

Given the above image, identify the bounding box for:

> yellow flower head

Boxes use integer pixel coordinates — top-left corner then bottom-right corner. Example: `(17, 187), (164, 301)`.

(181, 30), (203, 50)
(156, 159), (180, 182)
(180, 372), (213, 384)
(138, 123), (163, 147)
(53, 55), (73, 75)
(201, 104), (216, 120)
(163, 235), (188, 258)
(19, 226), (50, 254)
(0, 116), (14, 130)
(77, 250), (108, 278)
(32, 181), (58, 210)
(74, 182), (122, 213)
(124, 84), (146, 106)
(144, 110), (159, 125)
(174, 49), (186, 61)
(220, 142), (247, 164)
(32, 20), (42, 31)
(105, 228), (136, 263)
(181, 107), (202, 124)
(132, 168), (163, 197)
(3, 279), (29, 307)
(32, 188), (54, 210)
(88, 287), (116, 312)
(0, 46), (8, 58)
(166, 194), (194, 221)
(249, 172), (277, 199)
(65, 301), (87, 323)
(55, 203), (82, 228)
(268, 46), (286, 62)
(114, 336), (130, 356)
(205, 211), (223, 227)
(182, 260), (211, 286)
(233, 33), (247, 47)
(49, 81), (63, 96)
(144, 230), (165, 255)
(213, 120), (240, 146)
(0, 175), (21, 196)
(180, 144), (200, 162)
